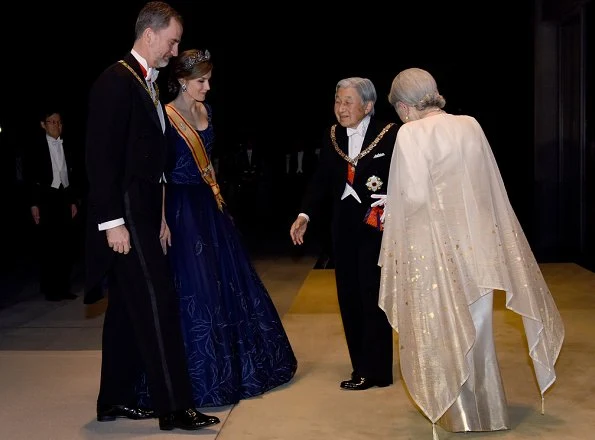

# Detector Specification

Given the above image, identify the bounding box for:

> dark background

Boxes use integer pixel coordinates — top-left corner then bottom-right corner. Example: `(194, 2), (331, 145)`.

(0, 1), (537, 272)
(1, 4), (533, 135)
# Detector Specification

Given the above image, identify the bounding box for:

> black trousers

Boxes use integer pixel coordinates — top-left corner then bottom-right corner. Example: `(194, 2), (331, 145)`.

(332, 197), (394, 383)
(97, 200), (194, 415)
(38, 187), (73, 298)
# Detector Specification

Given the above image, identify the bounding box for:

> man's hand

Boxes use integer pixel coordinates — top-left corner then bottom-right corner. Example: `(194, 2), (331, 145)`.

(290, 216), (308, 245)
(71, 204), (78, 219)
(31, 206), (40, 225)
(106, 224), (131, 255)
(160, 218), (172, 255)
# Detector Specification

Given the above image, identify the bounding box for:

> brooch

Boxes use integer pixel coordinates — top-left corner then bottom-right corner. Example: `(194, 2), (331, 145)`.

(366, 175), (383, 192)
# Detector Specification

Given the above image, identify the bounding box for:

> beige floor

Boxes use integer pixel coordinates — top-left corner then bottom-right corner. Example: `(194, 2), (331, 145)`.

(0, 258), (593, 440)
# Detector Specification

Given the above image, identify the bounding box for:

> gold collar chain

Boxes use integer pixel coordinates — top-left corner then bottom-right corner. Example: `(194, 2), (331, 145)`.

(118, 60), (160, 107)
(331, 123), (395, 165)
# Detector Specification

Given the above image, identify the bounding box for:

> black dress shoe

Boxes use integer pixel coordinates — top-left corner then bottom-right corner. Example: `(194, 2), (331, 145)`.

(97, 404), (155, 421)
(340, 376), (392, 390)
(159, 408), (220, 431)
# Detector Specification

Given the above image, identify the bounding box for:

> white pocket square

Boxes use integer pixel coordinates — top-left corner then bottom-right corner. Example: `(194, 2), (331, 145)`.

(373, 153), (385, 158)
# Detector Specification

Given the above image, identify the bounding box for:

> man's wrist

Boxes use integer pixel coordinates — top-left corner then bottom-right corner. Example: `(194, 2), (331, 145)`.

(98, 218), (125, 231)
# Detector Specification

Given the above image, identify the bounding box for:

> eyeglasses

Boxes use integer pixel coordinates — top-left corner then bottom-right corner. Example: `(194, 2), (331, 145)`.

(45, 120), (62, 126)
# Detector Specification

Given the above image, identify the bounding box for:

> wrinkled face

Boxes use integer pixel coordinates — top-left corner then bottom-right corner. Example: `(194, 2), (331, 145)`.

(334, 87), (371, 128)
(147, 18), (183, 68)
(186, 70), (212, 101)
(41, 113), (62, 139)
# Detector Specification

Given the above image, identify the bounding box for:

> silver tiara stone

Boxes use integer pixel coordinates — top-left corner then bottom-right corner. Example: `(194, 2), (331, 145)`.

(183, 50), (211, 70)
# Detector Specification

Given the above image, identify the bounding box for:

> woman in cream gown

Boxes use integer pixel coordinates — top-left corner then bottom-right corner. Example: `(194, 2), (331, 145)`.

(378, 68), (564, 439)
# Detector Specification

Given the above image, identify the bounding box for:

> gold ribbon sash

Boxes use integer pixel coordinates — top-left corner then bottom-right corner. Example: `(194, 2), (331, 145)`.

(165, 104), (225, 210)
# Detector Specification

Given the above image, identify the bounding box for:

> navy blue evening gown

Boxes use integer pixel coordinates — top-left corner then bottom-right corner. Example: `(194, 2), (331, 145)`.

(143, 103), (297, 407)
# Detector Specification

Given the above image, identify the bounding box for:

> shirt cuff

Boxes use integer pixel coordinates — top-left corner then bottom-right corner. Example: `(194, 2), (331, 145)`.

(98, 218), (125, 231)
(298, 213), (310, 222)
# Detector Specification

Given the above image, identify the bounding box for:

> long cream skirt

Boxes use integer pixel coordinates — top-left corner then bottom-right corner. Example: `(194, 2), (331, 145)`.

(438, 290), (510, 432)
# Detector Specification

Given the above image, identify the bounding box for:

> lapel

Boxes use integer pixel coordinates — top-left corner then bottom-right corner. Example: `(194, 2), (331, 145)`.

(123, 53), (162, 132)
(335, 125), (349, 156)
(356, 119), (381, 171)
(239, 148), (252, 169)
(62, 139), (74, 174)
(40, 137), (52, 173)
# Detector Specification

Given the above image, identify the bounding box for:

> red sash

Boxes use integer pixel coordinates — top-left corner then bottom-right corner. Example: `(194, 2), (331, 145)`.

(165, 104), (225, 210)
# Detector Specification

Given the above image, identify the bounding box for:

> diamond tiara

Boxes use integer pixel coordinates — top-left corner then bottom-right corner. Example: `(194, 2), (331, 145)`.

(183, 49), (211, 70)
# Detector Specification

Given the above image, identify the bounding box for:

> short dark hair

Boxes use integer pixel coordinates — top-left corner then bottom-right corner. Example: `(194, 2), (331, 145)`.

(39, 108), (62, 123)
(134, 1), (183, 41)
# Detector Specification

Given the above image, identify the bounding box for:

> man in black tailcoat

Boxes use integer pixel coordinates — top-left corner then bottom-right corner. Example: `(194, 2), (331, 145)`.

(290, 77), (397, 390)
(24, 109), (80, 301)
(84, 1), (218, 432)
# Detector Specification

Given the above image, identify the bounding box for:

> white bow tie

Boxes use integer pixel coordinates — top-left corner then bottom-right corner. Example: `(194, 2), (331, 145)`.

(347, 127), (363, 137)
(50, 138), (63, 146)
(145, 67), (159, 83)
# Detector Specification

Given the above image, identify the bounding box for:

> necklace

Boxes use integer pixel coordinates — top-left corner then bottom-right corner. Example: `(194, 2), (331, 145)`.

(331, 123), (395, 165)
(331, 123), (395, 185)
(118, 60), (160, 107)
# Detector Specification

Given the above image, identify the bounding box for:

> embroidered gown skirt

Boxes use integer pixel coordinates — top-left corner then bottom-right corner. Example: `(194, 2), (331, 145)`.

(138, 118), (297, 407)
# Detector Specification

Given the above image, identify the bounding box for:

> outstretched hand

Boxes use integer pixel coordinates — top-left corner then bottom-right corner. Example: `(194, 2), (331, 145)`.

(290, 216), (308, 245)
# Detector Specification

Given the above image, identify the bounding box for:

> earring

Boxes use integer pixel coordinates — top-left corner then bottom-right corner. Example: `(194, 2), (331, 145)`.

(405, 115), (409, 122)
(181, 83), (187, 92)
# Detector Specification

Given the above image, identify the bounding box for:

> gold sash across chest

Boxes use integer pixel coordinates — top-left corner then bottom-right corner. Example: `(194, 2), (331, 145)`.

(165, 104), (225, 211)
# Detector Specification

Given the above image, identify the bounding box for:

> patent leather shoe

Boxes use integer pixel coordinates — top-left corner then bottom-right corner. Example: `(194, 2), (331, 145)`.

(97, 404), (155, 421)
(340, 376), (392, 390)
(159, 408), (220, 431)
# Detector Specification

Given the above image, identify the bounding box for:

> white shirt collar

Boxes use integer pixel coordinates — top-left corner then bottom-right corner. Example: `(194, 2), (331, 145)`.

(46, 134), (62, 145)
(131, 49), (158, 82)
(346, 115), (370, 137)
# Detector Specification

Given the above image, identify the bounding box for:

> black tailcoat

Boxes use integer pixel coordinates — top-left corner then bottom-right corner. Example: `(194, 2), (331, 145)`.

(301, 118), (398, 382)
(84, 52), (194, 414)
(24, 134), (78, 298)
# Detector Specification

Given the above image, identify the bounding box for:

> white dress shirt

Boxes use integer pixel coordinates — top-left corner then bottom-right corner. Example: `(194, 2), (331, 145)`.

(131, 49), (165, 132)
(46, 135), (69, 189)
(298, 116), (370, 222)
(340, 116), (370, 203)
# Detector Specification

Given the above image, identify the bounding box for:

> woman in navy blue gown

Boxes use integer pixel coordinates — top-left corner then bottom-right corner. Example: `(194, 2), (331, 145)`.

(142, 49), (297, 407)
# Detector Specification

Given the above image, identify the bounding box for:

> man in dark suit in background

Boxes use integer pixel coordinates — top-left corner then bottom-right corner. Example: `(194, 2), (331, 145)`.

(24, 109), (79, 301)
(84, 1), (218, 432)
(228, 137), (270, 238)
(290, 77), (397, 390)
